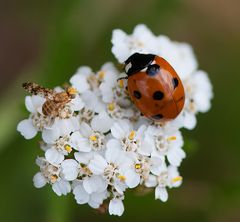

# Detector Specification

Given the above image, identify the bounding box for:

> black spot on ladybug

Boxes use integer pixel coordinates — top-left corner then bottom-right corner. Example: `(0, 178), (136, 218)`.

(133, 90), (141, 99)
(146, 64), (160, 76)
(153, 91), (164, 100)
(172, 77), (179, 89)
(124, 53), (155, 76)
(152, 114), (163, 120)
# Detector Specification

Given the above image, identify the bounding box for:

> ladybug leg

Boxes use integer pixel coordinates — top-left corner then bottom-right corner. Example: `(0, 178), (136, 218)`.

(117, 76), (128, 81)
(117, 73), (128, 82)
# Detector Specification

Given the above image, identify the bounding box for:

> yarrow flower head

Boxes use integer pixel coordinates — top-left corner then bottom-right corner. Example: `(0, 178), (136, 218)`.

(17, 24), (213, 216)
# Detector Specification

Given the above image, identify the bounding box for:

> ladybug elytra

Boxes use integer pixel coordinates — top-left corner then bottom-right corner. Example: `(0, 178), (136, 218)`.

(123, 52), (185, 122)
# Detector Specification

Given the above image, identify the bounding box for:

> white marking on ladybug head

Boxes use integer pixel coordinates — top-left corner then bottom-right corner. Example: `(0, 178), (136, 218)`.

(125, 62), (132, 74)
(141, 67), (147, 72)
(141, 60), (156, 72)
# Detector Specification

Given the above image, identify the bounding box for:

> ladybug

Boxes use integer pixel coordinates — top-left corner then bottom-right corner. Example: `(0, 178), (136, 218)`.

(122, 52), (185, 121)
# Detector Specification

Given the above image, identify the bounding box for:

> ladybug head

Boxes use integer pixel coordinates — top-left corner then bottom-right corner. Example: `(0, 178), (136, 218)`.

(124, 53), (155, 76)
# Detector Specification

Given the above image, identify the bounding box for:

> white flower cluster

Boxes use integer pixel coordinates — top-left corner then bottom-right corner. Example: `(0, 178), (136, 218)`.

(17, 24), (213, 216)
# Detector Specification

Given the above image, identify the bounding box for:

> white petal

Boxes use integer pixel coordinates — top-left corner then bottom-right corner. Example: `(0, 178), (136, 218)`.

(70, 131), (91, 152)
(33, 172), (47, 188)
(71, 96), (84, 111)
(83, 176), (107, 194)
(111, 120), (130, 139)
(54, 118), (79, 134)
(25, 96), (35, 113)
(82, 91), (105, 113)
(118, 153), (133, 168)
(136, 125), (146, 138)
(113, 180), (127, 195)
(73, 183), (89, 204)
(157, 37), (198, 80)
(151, 155), (164, 166)
(150, 156), (165, 175)
(133, 24), (157, 43)
(25, 95), (45, 113)
(167, 147), (186, 167)
(145, 174), (157, 187)
(124, 169), (140, 188)
(105, 143), (122, 163)
(112, 24), (160, 63)
(53, 86), (63, 93)
(74, 151), (94, 164)
(45, 148), (64, 165)
(131, 114), (150, 129)
(79, 122), (92, 138)
(193, 70), (213, 112)
(169, 113), (185, 129)
(91, 111), (113, 133)
(138, 139), (152, 156)
(183, 112), (197, 130)
(42, 127), (61, 143)
(109, 199), (124, 216)
(168, 166), (182, 188)
(61, 159), (79, 181)
(155, 186), (168, 202)
(88, 154), (107, 175)
(76, 138), (91, 152)
(17, 119), (37, 139)
(145, 125), (159, 136)
(71, 179), (81, 190)
(111, 29), (129, 63)
(88, 191), (108, 209)
(99, 82), (114, 103)
(100, 62), (117, 80)
(68, 116), (80, 131)
(106, 139), (122, 152)
(52, 180), (71, 196)
(35, 157), (45, 167)
(70, 70), (90, 93)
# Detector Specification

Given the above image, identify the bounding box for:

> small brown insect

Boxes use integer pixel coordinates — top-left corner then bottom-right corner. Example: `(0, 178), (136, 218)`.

(22, 82), (77, 118)
(95, 201), (109, 214)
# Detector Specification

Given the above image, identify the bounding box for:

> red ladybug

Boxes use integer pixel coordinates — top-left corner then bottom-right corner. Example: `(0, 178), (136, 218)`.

(123, 53), (185, 121)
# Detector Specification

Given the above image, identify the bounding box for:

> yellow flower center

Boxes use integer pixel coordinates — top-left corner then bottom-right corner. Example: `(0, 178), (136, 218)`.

(135, 163), (142, 169)
(128, 131), (135, 140)
(50, 175), (58, 183)
(67, 87), (77, 95)
(64, 144), (72, 153)
(118, 79), (124, 88)
(108, 103), (115, 111)
(118, 175), (126, 182)
(167, 136), (177, 141)
(171, 176), (183, 183)
(89, 135), (97, 141)
(82, 165), (92, 175)
(98, 71), (105, 79)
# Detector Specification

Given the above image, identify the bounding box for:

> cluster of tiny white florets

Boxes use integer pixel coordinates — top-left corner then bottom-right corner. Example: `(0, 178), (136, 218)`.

(17, 24), (213, 216)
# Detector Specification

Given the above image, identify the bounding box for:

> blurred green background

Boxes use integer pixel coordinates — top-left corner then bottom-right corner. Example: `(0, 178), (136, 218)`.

(0, 0), (240, 221)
